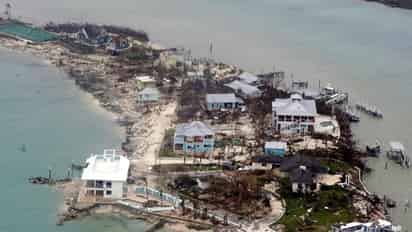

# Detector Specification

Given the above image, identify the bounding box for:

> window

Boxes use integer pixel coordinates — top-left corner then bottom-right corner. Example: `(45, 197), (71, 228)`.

(194, 136), (203, 142)
(106, 190), (112, 195)
(106, 181), (112, 188)
(86, 180), (95, 188)
(185, 136), (193, 142)
(205, 135), (213, 139)
(286, 116), (292, 122)
(96, 180), (104, 188)
(278, 115), (285, 121)
(175, 144), (183, 151)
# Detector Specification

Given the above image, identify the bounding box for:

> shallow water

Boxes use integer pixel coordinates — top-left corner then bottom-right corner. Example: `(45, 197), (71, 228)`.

(5, 0), (412, 229)
(0, 48), (155, 232)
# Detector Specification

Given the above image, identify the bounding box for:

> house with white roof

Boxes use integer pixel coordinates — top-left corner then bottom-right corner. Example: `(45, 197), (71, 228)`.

(174, 121), (215, 154)
(225, 80), (261, 98)
(332, 219), (401, 232)
(206, 93), (243, 111)
(81, 149), (130, 199)
(272, 93), (317, 135)
(238, 72), (258, 84)
(137, 87), (160, 104)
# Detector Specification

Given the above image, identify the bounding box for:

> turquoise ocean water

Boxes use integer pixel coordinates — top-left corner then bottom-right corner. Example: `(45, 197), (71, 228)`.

(2, 0), (412, 230)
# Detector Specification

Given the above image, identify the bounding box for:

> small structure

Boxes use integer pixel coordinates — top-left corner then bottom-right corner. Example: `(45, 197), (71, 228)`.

(137, 87), (160, 104)
(322, 83), (337, 96)
(225, 80), (261, 98)
(135, 75), (157, 87)
(206, 93), (242, 111)
(280, 155), (327, 194)
(272, 93), (317, 135)
(264, 141), (287, 156)
(174, 121), (215, 155)
(332, 219), (402, 232)
(81, 149), (130, 199)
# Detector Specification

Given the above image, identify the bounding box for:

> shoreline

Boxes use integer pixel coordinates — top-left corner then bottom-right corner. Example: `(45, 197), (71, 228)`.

(0, 23), (397, 231)
(0, 36), (206, 232)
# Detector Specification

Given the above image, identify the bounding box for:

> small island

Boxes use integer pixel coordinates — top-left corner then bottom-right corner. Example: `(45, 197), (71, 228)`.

(1, 16), (403, 232)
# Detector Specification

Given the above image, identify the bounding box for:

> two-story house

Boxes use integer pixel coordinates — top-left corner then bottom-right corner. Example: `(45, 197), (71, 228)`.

(173, 121), (215, 154)
(81, 149), (129, 199)
(272, 93), (317, 135)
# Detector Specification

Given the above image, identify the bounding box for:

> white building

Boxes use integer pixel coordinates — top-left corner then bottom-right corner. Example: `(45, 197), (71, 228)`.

(272, 94), (317, 135)
(225, 80), (261, 98)
(206, 93), (243, 111)
(81, 149), (130, 199)
(137, 87), (160, 104)
(332, 219), (401, 232)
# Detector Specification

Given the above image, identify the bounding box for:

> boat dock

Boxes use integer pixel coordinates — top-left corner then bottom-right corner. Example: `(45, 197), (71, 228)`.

(356, 102), (383, 118)
(387, 141), (410, 167)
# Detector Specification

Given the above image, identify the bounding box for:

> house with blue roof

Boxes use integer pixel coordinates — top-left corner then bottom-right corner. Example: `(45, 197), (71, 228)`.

(173, 121), (215, 154)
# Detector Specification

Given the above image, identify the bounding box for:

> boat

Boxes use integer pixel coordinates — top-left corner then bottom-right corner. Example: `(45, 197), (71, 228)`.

(325, 93), (348, 105)
(343, 107), (360, 122)
(20, 144), (26, 152)
(366, 141), (381, 157)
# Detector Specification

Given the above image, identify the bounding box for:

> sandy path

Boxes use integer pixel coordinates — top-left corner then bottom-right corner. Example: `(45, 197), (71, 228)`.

(130, 102), (176, 172)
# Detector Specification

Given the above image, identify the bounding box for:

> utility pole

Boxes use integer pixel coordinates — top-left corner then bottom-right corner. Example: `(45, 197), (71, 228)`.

(4, 3), (11, 20)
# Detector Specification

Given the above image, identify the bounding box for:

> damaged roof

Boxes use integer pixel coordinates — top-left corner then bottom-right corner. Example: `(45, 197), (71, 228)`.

(175, 121), (214, 137)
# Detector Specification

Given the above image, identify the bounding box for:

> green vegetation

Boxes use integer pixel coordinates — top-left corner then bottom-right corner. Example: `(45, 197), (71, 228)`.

(215, 137), (242, 148)
(320, 159), (351, 174)
(275, 178), (357, 232)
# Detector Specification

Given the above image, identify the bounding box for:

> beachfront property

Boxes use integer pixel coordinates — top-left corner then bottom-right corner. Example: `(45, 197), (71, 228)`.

(280, 155), (327, 193)
(264, 141), (288, 156)
(225, 80), (261, 98)
(81, 149), (130, 199)
(76, 24), (110, 47)
(206, 93), (243, 111)
(173, 121), (215, 154)
(272, 93), (317, 135)
(332, 219), (402, 232)
(137, 87), (160, 104)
